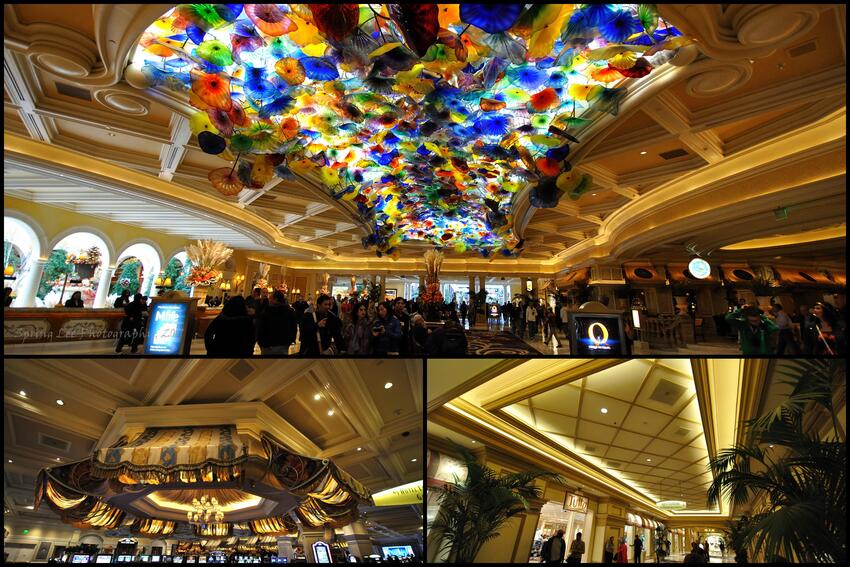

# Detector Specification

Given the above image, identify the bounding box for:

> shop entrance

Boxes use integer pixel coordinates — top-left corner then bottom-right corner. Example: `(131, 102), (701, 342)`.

(529, 501), (589, 563)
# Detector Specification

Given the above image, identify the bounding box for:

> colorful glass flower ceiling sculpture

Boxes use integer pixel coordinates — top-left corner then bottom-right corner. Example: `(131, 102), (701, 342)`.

(133, 4), (686, 258)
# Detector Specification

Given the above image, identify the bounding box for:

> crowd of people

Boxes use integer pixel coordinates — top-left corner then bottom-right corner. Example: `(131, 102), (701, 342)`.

(542, 531), (725, 564)
(203, 289), (469, 357)
(725, 300), (846, 356)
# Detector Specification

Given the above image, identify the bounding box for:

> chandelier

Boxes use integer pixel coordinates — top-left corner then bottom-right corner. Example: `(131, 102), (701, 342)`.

(187, 495), (224, 525)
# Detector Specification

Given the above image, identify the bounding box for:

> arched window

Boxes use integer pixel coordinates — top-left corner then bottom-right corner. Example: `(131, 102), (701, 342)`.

(39, 232), (110, 308)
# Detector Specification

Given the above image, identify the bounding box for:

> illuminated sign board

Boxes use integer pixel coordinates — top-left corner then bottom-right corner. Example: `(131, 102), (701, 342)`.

(145, 301), (190, 355)
(656, 500), (687, 510)
(569, 312), (629, 356)
(688, 258), (711, 280)
(312, 542), (331, 564)
(563, 492), (588, 513)
(372, 481), (423, 506)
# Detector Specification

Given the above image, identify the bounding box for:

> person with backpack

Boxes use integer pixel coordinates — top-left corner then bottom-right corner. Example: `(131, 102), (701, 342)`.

(566, 532), (585, 564)
(541, 530), (566, 565)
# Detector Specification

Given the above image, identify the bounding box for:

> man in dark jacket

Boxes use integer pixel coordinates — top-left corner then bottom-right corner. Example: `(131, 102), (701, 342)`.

(115, 293), (146, 353)
(393, 297), (412, 355)
(541, 530), (566, 564)
(299, 294), (344, 355)
(257, 291), (297, 355)
(204, 295), (255, 356)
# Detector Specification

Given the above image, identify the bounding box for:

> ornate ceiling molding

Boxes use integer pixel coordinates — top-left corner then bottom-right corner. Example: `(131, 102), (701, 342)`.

(658, 4), (825, 61)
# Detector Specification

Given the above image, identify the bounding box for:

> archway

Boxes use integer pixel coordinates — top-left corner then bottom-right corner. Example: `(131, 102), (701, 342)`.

(39, 231), (111, 308)
(113, 242), (162, 300)
(4, 216), (43, 307)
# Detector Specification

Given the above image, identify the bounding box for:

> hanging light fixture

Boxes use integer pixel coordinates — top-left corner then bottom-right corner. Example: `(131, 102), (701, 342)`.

(187, 495), (224, 525)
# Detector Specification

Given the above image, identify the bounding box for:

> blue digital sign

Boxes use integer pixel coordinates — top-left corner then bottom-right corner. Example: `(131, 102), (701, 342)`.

(145, 302), (189, 355)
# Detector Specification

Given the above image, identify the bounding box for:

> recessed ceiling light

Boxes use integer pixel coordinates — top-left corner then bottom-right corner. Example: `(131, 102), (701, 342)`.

(384, 382), (393, 389)
(313, 393), (321, 401)
(640, 151), (647, 155)
(356, 447), (362, 452)
(600, 408), (608, 414)
(7, 459), (12, 463)
(411, 458), (417, 462)
(592, 193), (597, 196)
(56, 399), (64, 406)
(471, 440), (476, 444)
(327, 410), (334, 416)
(56, 457), (61, 461)
(19, 390), (26, 397)
(768, 444), (774, 448)
(646, 458), (652, 462)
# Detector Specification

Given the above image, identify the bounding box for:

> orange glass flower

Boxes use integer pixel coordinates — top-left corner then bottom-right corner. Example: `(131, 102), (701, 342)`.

(274, 57), (306, 85)
(529, 87), (559, 112)
(245, 4), (298, 36)
(208, 167), (244, 196)
(191, 69), (232, 111)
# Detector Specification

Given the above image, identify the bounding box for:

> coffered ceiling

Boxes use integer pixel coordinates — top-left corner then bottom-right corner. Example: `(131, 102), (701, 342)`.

(500, 359), (715, 512)
(4, 359), (423, 535)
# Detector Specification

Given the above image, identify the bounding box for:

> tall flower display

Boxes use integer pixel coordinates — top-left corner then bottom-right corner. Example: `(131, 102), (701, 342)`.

(185, 240), (233, 287)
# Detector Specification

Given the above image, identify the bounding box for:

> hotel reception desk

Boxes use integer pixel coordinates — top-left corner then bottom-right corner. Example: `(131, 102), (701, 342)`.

(4, 307), (221, 345)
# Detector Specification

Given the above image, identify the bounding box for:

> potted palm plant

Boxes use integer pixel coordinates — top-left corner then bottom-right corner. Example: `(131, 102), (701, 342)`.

(429, 446), (563, 563)
(707, 359), (846, 563)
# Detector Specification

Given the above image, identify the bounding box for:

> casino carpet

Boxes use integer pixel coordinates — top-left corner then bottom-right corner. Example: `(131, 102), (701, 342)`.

(466, 330), (543, 356)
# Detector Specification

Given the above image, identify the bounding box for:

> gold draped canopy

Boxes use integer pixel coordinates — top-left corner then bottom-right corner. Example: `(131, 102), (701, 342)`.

(35, 425), (371, 533)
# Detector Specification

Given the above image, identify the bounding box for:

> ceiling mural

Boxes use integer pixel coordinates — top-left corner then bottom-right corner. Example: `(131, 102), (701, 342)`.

(130, 4), (685, 257)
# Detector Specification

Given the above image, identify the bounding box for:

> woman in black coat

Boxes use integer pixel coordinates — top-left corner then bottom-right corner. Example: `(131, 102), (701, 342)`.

(204, 295), (256, 356)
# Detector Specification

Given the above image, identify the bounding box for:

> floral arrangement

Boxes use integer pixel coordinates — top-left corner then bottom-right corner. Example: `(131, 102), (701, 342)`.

(254, 277), (269, 290)
(185, 240), (233, 287)
(420, 282), (444, 305)
(186, 266), (221, 287)
(66, 246), (102, 266)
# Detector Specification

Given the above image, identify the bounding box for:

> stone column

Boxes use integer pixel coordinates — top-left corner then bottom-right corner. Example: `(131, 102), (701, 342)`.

(591, 498), (628, 562)
(468, 275), (476, 298)
(479, 275), (486, 298)
(12, 258), (47, 307)
(475, 496), (545, 563)
(341, 521), (373, 560)
(277, 536), (297, 562)
(93, 265), (116, 308)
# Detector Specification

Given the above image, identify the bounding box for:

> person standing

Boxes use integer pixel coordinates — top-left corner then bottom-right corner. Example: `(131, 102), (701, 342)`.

(803, 301), (845, 356)
(541, 530), (566, 565)
(371, 301), (402, 355)
(603, 536), (615, 563)
(615, 536), (629, 563)
(683, 542), (702, 563)
(115, 292), (146, 353)
(64, 291), (85, 308)
(393, 298), (412, 355)
(113, 289), (131, 308)
(633, 535), (643, 564)
(344, 302), (373, 355)
(299, 294), (344, 355)
(719, 540), (725, 557)
(204, 295), (256, 356)
(459, 300), (468, 326)
(567, 532), (585, 564)
(526, 301), (538, 340)
(256, 291), (296, 355)
(772, 304), (798, 354)
(543, 307), (561, 348)
(725, 305), (779, 355)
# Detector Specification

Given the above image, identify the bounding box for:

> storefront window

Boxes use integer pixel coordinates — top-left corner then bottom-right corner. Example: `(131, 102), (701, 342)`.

(529, 502), (590, 563)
